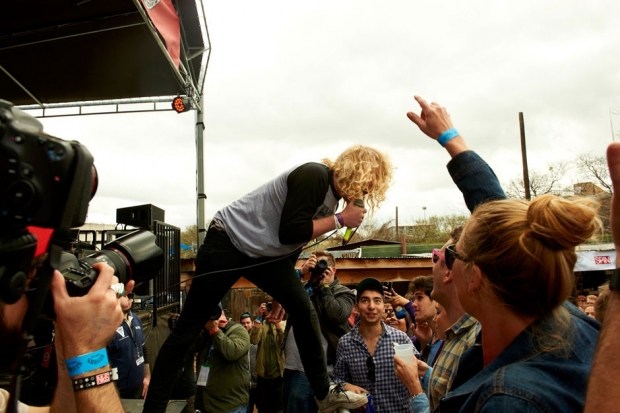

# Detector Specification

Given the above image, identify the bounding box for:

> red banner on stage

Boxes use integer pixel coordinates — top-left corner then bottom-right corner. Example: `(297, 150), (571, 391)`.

(141, 0), (181, 68)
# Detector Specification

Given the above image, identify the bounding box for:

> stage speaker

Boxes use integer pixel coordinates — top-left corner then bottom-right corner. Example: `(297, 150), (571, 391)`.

(116, 204), (165, 229)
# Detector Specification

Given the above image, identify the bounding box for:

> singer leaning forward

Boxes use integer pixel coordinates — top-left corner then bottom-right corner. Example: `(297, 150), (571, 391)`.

(144, 145), (393, 413)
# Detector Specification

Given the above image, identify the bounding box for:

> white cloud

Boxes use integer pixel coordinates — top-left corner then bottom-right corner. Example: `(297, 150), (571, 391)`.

(35, 0), (620, 233)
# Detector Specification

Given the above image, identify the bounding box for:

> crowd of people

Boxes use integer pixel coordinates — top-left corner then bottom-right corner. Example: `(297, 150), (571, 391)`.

(3, 96), (620, 413)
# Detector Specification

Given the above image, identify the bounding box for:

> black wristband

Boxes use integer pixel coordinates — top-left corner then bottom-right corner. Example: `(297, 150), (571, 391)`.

(72, 369), (117, 392)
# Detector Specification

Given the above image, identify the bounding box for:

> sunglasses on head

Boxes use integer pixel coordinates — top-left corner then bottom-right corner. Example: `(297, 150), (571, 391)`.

(366, 356), (375, 382)
(431, 249), (445, 264)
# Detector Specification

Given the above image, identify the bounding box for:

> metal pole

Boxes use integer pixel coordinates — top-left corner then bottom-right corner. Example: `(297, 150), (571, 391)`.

(196, 98), (207, 247)
(395, 206), (399, 239)
(519, 112), (531, 201)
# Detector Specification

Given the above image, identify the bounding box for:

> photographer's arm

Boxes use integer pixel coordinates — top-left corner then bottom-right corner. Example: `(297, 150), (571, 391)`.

(212, 325), (251, 362)
(50, 263), (124, 413)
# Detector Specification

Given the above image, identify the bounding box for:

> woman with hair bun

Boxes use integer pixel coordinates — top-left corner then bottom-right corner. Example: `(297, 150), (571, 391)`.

(397, 96), (601, 413)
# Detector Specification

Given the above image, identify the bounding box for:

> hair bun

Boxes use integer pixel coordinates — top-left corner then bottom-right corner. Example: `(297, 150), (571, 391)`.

(526, 194), (600, 251)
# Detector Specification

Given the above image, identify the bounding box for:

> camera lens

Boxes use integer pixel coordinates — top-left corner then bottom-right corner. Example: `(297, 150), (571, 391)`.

(310, 259), (329, 276)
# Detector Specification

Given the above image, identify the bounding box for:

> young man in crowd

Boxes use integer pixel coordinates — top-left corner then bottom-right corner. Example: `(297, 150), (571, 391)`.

(425, 227), (480, 411)
(283, 251), (355, 413)
(333, 278), (415, 413)
(409, 275), (443, 365)
(107, 292), (150, 399)
(239, 312), (259, 413)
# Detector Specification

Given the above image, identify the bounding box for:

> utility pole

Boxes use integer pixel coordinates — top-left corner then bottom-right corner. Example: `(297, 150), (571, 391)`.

(519, 112), (531, 201)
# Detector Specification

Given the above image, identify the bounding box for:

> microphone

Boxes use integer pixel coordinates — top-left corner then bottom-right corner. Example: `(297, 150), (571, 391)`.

(342, 199), (365, 245)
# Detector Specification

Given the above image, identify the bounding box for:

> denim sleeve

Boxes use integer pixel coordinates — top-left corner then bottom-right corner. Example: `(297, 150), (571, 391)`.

(446, 151), (507, 213)
(420, 367), (432, 392)
(409, 393), (430, 413)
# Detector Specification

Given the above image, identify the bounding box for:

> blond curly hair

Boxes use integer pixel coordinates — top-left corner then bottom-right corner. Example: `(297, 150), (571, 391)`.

(322, 145), (393, 212)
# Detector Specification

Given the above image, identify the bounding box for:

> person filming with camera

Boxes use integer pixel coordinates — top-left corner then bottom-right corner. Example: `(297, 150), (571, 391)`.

(250, 298), (285, 413)
(0, 101), (138, 413)
(0, 244), (127, 413)
(283, 252), (355, 413)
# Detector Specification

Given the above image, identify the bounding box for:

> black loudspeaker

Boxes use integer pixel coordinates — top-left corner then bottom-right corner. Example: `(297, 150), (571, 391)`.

(116, 204), (165, 229)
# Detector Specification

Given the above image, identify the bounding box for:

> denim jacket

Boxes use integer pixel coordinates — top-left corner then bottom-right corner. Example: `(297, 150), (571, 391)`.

(436, 150), (600, 412)
(439, 305), (600, 412)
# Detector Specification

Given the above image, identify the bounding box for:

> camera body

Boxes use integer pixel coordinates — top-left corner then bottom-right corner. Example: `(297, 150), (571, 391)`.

(0, 100), (97, 305)
(0, 100), (96, 230)
(309, 259), (329, 277)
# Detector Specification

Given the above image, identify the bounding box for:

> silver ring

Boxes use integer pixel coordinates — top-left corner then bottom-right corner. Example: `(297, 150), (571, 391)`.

(110, 283), (124, 298)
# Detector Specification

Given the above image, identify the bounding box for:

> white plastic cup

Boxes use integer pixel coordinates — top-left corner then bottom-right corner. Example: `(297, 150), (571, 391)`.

(394, 343), (414, 364)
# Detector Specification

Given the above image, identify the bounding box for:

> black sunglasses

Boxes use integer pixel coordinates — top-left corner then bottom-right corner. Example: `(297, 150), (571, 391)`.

(366, 356), (375, 382)
(445, 244), (467, 270)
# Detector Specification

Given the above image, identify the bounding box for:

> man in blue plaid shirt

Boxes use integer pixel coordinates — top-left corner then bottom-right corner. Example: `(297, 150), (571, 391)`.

(333, 278), (416, 412)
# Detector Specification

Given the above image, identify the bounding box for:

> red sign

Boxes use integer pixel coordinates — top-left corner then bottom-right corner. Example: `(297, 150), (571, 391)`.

(594, 256), (611, 265)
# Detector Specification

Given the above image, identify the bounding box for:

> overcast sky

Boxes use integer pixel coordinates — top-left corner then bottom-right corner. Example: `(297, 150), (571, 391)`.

(40, 0), (620, 232)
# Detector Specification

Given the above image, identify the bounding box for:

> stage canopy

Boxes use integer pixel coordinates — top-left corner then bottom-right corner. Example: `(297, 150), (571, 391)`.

(0, 0), (209, 111)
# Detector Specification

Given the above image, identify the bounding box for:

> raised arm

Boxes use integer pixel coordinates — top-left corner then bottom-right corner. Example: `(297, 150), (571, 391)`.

(407, 95), (506, 212)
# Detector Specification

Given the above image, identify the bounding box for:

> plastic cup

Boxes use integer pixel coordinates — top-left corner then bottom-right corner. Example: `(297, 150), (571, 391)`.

(394, 343), (414, 364)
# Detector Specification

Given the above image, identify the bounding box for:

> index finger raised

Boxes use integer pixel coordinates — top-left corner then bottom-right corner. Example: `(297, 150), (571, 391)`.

(414, 95), (431, 111)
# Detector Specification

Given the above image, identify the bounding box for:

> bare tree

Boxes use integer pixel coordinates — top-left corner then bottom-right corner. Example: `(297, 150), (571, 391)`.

(576, 153), (612, 194)
(505, 161), (570, 199)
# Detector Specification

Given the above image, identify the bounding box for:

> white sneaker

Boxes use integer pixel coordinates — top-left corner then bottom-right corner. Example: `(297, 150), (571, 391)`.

(316, 384), (368, 413)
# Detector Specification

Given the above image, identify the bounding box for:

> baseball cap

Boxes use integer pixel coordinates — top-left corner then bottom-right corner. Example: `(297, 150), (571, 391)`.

(356, 278), (384, 302)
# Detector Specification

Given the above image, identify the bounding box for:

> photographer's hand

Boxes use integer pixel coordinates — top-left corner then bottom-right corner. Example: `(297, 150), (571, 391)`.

(52, 262), (122, 356)
(301, 254), (317, 277)
(50, 262), (124, 413)
(266, 301), (285, 324)
(388, 288), (410, 308)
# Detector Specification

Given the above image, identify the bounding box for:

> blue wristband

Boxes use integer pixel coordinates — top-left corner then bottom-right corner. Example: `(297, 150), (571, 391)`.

(437, 128), (459, 147)
(66, 348), (109, 378)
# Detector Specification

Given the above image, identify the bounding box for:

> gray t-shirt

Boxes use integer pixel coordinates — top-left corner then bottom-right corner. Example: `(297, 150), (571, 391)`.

(215, 163), (339, 258)
(284, 326), (332, 376)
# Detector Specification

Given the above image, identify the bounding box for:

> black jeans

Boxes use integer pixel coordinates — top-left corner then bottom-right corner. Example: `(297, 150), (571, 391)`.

(256, 376), (283, 413)
(143, 226), (330, 413)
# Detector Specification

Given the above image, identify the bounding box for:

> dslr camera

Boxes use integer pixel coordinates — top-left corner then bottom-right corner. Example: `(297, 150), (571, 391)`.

(57, 230), (163, 297)
(309, 259), (329, 277)
(0, 99), (162, 307)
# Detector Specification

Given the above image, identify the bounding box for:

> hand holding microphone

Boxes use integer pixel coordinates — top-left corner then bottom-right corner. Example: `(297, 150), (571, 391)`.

(340, 199), (366, 245)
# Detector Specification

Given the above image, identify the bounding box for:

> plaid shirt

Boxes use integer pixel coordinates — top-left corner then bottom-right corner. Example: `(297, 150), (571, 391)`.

(428, 313), (479, 411)
(334, 322), (417, 413)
